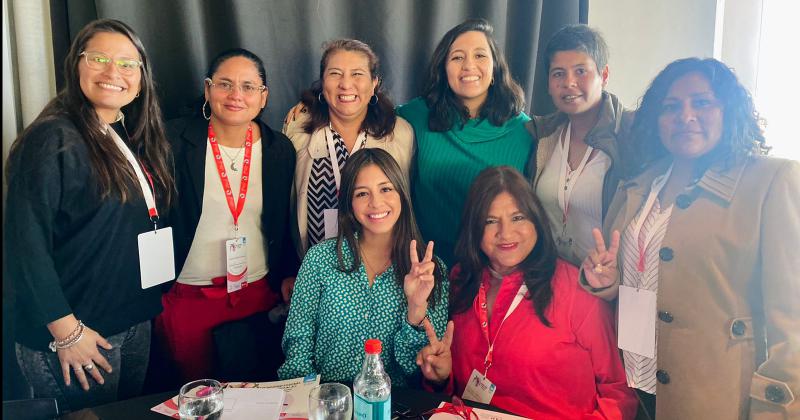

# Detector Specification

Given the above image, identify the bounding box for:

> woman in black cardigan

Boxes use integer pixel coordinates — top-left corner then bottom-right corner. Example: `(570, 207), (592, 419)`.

(156, 48), (297, 383)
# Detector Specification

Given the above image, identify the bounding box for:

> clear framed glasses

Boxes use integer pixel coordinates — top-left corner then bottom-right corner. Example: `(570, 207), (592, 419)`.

(205, 78), (267, 96)
(79, 51), (143, 75)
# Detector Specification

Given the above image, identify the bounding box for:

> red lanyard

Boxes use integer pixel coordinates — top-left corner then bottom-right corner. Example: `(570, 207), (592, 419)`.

(475, 279), (527, 375)
(207, 123), (253, 229)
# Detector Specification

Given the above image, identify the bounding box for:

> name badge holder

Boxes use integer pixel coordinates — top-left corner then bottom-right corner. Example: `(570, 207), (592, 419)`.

(208, 122), (254, 293)
(462, 282), (528, 404)
(555, 123), (594, 249)
(107, 123), (175, 289)
(322, 126), (367, 239)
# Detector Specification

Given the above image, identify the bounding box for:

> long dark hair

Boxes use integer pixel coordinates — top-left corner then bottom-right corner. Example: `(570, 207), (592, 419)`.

(7, 19), (173, 207)
(631, 57), (768, 173)
(300, 39), (396, 138)
(423, 18), (525, 132)
(451, 166), (557, 326)
(335, 148), (445, 308)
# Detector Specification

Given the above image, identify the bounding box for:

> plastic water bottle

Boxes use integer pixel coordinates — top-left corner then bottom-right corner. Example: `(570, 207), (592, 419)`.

(353, 339), (391, 420)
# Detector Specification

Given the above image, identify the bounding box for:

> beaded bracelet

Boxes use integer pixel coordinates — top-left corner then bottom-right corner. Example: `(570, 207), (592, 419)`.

(48, 321), (85, 352)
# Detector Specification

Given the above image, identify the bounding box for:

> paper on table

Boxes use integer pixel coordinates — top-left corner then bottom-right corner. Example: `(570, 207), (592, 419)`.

(428, 402), (532, 420)
(151, 374), (321, 420)
(222, 388), (285, 420)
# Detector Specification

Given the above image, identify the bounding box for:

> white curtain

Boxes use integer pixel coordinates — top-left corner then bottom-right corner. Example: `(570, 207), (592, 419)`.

(2, 0), (57, 200)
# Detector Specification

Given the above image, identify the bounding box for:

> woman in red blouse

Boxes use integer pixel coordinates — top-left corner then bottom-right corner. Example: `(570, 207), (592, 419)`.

(416, 166), (635, 419)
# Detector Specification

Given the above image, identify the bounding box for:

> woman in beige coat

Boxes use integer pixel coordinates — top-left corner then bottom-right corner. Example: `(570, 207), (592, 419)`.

(583, 58), (799, 419)
(282, 39), (413, 300)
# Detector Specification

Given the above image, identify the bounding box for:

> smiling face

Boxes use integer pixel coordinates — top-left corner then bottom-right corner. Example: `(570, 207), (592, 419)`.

(480, 191), (538, 275)
(322, 49), (378, 127)
(78, 32), (142, 123)
(351, 164), (402, 241)
(658, 72), (724, 162)
(547, 50), (608, 117)
(445, 30), (494, 116)
(205, 55), (268, 128)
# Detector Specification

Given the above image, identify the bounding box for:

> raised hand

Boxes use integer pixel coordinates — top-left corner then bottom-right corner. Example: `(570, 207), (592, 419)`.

(404, 240), (436, 322)
(416, 319), (454, 384)
(582, 228), (620, 289)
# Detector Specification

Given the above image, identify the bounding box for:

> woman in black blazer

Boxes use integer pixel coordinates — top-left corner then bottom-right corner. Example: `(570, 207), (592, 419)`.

(156, 48), (297, 383)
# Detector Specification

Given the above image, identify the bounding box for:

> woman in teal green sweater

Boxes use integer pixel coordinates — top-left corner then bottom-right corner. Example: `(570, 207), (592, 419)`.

(279, 148), (448, 386)
(397, 19), (532, 265)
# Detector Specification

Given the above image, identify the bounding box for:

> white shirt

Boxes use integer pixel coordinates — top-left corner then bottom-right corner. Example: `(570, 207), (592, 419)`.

(537, 135), (610, 266)
(177, 139), (268, 285)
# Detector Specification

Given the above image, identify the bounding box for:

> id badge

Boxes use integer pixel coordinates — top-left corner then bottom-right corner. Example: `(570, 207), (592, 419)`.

(323, 208), (338, 239)
(137, 227), (175, 289)
(462, 369), (496, 404)
(225, 236), (248, 293)
(618, 285), (657, 358)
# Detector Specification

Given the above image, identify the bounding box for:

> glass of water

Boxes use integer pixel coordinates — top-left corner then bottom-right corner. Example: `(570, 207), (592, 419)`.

(179, 379), (224, 420)
(308, 382), (352, 420)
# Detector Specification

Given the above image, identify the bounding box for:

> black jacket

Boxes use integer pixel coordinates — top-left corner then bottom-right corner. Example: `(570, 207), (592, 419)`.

(167, 116), (299, 291)
(5, 115), (164, 350)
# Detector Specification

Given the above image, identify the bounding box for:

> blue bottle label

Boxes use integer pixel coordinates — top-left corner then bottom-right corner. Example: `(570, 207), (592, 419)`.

(354, 394), (391, 420)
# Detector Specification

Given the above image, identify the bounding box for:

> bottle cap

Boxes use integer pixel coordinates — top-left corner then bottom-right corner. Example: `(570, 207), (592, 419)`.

(364, 339), (382, 354)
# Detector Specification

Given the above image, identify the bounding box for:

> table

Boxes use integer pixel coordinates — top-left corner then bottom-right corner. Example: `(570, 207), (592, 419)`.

(59, 387), (502, 419)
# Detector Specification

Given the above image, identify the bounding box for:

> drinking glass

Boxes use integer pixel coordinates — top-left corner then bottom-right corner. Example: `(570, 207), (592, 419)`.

(308, 382), (352, 420)
(178, 379), (224, 420)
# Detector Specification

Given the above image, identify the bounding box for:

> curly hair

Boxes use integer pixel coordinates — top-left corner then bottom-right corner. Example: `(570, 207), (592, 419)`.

(631, 57), (767, 173)
(422, 18), (525, 132)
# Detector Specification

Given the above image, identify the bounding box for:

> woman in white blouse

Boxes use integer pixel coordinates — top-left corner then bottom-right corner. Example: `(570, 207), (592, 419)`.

(529, 25), (634, 266)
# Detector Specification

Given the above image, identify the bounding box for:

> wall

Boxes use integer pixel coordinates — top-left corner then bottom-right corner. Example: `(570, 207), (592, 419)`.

(588, 0), (718, 108)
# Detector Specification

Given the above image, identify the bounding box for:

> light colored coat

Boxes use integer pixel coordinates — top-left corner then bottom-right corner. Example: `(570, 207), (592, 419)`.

(283, 115), (414, 257)
(590, 156), (800, 419)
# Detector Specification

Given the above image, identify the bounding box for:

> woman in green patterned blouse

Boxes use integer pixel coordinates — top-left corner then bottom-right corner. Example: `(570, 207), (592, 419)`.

(279, 148), (448, 386)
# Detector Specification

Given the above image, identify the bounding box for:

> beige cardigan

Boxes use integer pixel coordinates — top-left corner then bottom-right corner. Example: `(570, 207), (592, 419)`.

(283, 114), (414, 256)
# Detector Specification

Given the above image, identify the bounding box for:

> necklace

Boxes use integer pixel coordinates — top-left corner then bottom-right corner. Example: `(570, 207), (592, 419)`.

(361, 248), (390, 279)
(219, 144), (245, 172)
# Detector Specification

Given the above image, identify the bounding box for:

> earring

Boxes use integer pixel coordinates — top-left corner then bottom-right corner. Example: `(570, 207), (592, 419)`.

(369, 94), (378, 105)
(202, 100), (211, 120)
(135, 91), (140, 98)
(318, 92), (325, 103)
(490, 78), (495, 86)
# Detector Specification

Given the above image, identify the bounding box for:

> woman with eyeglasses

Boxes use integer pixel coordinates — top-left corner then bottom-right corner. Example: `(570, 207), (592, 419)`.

(155, 48), (297, 383)
(6, 19), (173, 411)
(282, 39), (413, 297)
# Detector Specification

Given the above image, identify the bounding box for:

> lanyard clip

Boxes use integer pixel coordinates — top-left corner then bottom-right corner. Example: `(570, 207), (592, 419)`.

(150, 215), (159, 233)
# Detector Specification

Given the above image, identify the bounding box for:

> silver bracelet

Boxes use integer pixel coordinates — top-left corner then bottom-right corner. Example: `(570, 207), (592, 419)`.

(48, 321), (85, 352)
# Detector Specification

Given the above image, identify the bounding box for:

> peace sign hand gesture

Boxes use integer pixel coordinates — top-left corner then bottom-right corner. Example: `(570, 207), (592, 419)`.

(581, 228), (621, 289)
(404, 240), (436, 322)
(416, 319), (454, 384)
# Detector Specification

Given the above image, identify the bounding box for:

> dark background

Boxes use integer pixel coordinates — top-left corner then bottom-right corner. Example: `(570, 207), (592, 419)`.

(50, 0), (587, 128)
(4, 0), (587, 401)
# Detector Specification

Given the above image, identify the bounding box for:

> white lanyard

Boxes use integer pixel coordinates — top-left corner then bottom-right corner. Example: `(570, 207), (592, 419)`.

(628, 165), (673, 273)
(556, 122), (594, 224)
(106, 123), (159, 225)
(324, 125), (367, 191)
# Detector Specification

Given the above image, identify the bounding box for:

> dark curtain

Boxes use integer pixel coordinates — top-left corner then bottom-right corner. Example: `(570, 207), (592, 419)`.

(3, 0), (587, 400)
(51, 0), (587, 128)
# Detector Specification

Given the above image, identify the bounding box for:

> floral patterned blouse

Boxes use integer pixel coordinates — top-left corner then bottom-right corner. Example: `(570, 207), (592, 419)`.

(278, 239), (449, 386)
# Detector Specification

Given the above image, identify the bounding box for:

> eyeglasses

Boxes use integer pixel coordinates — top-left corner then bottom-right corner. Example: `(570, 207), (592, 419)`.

(205, 78), (267, 97)
(79, 51), (143, 75)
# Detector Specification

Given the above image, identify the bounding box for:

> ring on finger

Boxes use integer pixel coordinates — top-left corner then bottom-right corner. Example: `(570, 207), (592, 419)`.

(83, 363), (94, 371)
(593, 263), (604, 274)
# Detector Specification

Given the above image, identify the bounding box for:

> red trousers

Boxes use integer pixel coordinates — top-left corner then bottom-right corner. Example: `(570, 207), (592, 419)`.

(154, 277), (279, 382)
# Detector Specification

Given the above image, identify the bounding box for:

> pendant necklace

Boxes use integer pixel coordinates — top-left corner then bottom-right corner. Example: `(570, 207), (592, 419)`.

(219, 144), (245, 172)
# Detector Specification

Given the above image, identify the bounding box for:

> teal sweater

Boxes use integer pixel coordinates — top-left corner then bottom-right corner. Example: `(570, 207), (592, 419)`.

(397, 98), (533, 265)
